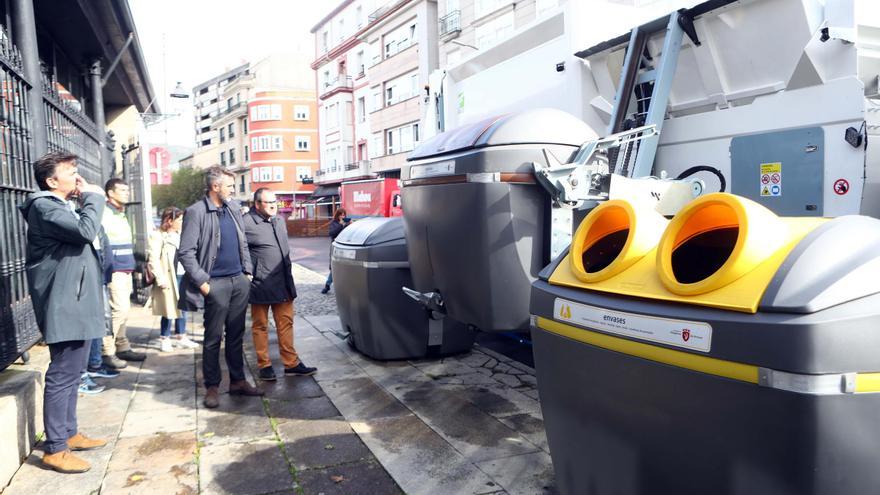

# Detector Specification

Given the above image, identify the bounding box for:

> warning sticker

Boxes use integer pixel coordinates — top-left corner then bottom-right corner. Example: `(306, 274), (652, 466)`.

(833, 178), (850, 195)
(553, 298), (713, 353)
(760, 162), (782, 197)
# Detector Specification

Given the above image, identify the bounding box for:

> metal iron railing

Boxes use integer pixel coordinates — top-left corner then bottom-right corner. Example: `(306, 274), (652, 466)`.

(1, 27), (106, 369)
(439, 10), (461, 37)
(0, 26), (37, 370)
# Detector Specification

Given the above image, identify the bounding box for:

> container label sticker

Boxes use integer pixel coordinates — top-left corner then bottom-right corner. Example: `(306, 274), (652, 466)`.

(760, 162), (782, 197)
(553, 298), (713, 353)
(410, 160), (455, 179)
(333, 247), (356, 260)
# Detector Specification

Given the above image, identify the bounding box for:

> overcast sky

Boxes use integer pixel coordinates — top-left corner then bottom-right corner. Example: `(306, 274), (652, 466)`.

(129, 0), (330, 147)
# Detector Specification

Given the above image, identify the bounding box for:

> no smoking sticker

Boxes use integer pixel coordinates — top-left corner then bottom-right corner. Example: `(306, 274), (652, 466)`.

(760, 162), (782, 197)
(834, 178), (849, 195)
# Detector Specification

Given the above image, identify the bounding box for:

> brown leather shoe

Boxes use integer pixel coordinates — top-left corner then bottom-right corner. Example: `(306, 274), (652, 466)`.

(42, 450), (90, 473)
(67, 433), (107, 451)
(228, 380), (264, 397)
(203, 386), (220, 408)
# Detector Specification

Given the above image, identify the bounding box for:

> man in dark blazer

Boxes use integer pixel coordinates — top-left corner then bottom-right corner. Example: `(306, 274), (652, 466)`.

(20, 152), (109, 473)
(244, 188), (317, 381)
(178, 166), (263, 408)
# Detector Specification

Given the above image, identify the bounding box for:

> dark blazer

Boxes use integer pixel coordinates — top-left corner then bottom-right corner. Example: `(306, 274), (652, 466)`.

(177, 196), (252, 311)
(19, 191), (106, 344)
(244, 210), (296, 304)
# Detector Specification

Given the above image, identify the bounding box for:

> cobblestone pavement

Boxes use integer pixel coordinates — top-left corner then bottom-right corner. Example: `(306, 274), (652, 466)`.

(3, 262), (555, 494)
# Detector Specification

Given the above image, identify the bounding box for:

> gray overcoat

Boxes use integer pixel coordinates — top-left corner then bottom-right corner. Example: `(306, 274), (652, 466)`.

(243, 210), (296, 304)
(19, 191), (106, 344)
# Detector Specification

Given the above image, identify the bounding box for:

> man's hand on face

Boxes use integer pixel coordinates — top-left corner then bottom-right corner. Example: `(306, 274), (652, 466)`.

(75, 176), (106, 197)
(199, 282), (211, 296)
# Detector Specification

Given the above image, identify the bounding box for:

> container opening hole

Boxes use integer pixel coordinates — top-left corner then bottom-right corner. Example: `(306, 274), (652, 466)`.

(583, 229), (629, 273)
(671, 227), (738, 284)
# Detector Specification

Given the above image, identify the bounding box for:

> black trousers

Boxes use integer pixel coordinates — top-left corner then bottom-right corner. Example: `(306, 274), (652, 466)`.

(44, 340), (88, 454)
(202, 273), (250, 388)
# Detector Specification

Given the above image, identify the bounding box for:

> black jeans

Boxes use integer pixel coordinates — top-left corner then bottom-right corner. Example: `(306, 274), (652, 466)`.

(44, 340), (88, 454)
(202, 273), (250, 388)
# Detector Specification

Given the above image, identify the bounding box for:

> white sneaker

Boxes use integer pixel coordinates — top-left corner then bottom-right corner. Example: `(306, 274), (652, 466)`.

(159, 338), (174, 353)
(176, 336), (199, 349)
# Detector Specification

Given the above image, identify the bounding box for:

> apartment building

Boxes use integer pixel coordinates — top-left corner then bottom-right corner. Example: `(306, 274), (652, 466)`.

(248, 89), (320, 218)
(311, 0), (380, 202)
(192, 63), (250, 167)
(312, 0), (439, 206)
(438, 0), (565, 68)
(191, 53), (317, 207)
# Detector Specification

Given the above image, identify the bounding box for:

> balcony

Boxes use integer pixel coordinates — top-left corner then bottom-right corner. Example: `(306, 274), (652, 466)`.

(319, 75), (354, 100)
(439, 10), (461, 38)
(343, 160), (373, 180)
(215, 101), (245, 120)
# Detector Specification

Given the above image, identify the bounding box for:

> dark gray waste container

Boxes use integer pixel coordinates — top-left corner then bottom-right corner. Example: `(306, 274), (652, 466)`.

(401, 108), (595, 332)
(332, 217), (473, 360)
(530, 214), (880, 495)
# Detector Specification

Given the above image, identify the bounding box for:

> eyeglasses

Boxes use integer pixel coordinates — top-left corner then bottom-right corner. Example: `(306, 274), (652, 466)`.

(259, 200), (277, 204)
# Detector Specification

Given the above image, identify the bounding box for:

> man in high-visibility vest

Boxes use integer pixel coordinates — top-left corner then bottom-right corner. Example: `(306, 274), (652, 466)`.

(102, 178), (146, 365)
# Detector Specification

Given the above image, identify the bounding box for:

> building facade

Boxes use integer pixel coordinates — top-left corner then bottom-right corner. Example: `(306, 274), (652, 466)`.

(247, 89), (320, 217)
(192, 54), (318, 209)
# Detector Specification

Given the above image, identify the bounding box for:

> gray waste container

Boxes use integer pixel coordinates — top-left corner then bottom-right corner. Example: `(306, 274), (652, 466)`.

(530, 208), (880, 495)
(332, 217), (473, 360)
(401, 108), (595, 332)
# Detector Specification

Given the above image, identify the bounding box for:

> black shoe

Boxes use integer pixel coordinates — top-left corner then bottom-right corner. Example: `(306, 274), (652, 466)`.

(116, 350), (147, 362)
(102, 355), (128, 370)
(285, 362), (317, 376)
(320, 284), (330, 294)
(258, 367), (277, 381)
(87, 365), (120, 379)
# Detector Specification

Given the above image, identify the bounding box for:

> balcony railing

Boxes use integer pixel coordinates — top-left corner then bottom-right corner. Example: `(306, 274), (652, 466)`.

(320, 75), (354, 99)
(345, 160), (370, 171)
(439, 10), (461, 37)
(215, 101), (244, 119)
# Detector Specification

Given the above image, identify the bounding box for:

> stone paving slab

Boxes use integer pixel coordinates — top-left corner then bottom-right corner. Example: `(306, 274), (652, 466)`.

(198, 439), (295, 495)
(296, 459), (402, 494)
(276, 416), (373, 471)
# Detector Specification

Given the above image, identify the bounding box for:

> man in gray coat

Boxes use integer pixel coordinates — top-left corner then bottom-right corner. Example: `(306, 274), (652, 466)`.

(178, 166), (263, 408)
(20, 152), (109, 473)
(244, 188), (316, 381)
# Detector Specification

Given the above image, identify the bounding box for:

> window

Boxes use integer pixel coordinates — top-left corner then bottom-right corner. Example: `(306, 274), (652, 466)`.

(372, 88), (382, 112)
(260, 167), (272, 182)
(370, 133), (383, 158)
(229, 149), (236, 164)
(323, 70), (331, 89)
(384, 70), (419, 106)
(475, 0), (512, 18)
(226, 97), (233, 110)
(244, 146), (249, 162)
(239, 175), (245, 193)
(384, 21), (417, 58)
(201, 139), (211, 146)
(386, 122), (420, 154)
(295, 136), (311, 151)
(200, 126), (210, 133)
(355, 51), (365, 77)
(219, 127), (226, 143)
(444, 0), (460, 16)
(475, 11), (515, 49)
(357, 97), (366, 123)
(296, 166), (312, 182)
(326, 102), (339, 128)
(251, 135), (283, 152)
(322, 31), (329, 52)
(228, 122), (235, 138)
(356, 5), (363, 27)
(294, 105), (309, 120)
(273, 166), (284, 182)
(220, 151), (226, 166)
(250, 104), (282, 121)
(243, 119), (248, 134)
(338, 18), (345, 42)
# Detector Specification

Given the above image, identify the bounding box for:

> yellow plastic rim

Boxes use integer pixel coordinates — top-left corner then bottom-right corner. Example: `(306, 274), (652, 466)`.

(571, 200), (667, 283)
(656, 193), (785, 296)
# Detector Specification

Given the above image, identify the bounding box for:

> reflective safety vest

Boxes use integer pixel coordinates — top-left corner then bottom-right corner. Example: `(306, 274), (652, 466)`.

(101, 203), (135, 272)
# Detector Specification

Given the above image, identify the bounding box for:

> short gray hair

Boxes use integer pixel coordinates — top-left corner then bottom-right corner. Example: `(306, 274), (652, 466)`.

(205, 165), (233, 190)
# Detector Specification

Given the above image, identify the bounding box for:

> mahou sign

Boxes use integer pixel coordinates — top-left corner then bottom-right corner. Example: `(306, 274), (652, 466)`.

(341, 178), (402, 217)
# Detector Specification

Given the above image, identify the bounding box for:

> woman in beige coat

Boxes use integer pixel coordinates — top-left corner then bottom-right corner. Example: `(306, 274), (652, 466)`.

(149, 207), (198, 352)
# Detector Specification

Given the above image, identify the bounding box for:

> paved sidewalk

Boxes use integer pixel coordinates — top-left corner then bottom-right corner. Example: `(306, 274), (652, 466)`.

(3, 263), (555, 494)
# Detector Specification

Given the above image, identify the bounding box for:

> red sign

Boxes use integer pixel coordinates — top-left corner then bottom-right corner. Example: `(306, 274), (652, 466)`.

(681, 329), (691, 342)
(833, 178), (850, 195)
